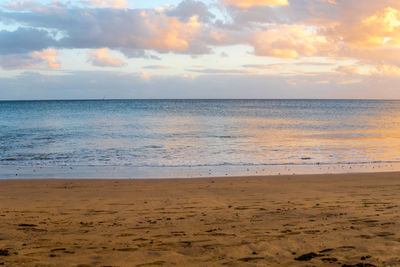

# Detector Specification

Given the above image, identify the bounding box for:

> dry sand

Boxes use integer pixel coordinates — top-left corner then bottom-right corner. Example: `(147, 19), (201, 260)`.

(0, 172), (400, 266)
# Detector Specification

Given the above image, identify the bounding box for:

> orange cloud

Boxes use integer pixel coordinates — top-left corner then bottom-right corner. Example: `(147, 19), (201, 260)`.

(31, 49), (61, 69)
(140, 71), (152, 79)
(362, 7), (400, 46)
(335, 65), (361, 75)
(251, 25), (329, 58)
(87, 48), (125, 67)
(286, 80), (297, 85)
(335, 64), (400, 77)
(333, 7), (400, 48)
(371, 64), (400, 76)
(318, 0), (337, 5)
(140, 14), (201, 52)
(224, 0), (289, 8)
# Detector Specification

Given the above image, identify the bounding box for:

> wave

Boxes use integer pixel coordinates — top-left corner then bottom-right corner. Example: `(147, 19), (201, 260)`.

(1, 160), (400, 168)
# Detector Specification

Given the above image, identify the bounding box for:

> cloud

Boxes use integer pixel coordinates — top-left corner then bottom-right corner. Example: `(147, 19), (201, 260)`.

(139, 12), (202, 52)
(242, 64), (287, 70)
(87, 48), (125, 67)
(1, 71), (400, 100)
(316, 0), (337, 5)
(294, 61), (335, 66)
(32, 49), (61, 69)
(166, 0), (215, 22)
(0, 3), (210, 56)
(223, 0), (289, 8)
(2, 0), (400, 77)
(335, 64), (400, 77)
(0, 54), (42, 70)
(83, 0), (128, 8)
(335, 65), (360, 75)
(330, 7), (400, 49)
(4, 0), (63, 13)
(187, 68), (255, 74)
(140, 71), (152, 79)
(371, 64), (400, 77)
(286, 80), (297, 85)
(0, 28), (57, 55)
(118, 48), (160, 59)
(0, 0), (333, 62)
(251, 25), (329, 58)
(143, 65), (170, 69)
(0, 49), (60, 70)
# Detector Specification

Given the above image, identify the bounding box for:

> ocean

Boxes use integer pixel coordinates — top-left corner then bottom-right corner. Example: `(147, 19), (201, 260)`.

(1, 99), (400, 178)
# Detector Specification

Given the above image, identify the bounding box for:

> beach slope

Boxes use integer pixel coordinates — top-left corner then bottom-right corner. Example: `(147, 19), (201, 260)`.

(1, 173), (400, 266)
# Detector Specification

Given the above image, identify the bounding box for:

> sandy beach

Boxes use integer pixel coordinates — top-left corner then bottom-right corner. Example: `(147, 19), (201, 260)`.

(0, 173), (400, 266)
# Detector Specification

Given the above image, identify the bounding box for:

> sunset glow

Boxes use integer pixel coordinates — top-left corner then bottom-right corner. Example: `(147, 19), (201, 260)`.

(1, 0), (400, 99)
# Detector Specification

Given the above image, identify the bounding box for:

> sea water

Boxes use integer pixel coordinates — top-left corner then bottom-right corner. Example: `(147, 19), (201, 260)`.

(1, 99), (400, 178)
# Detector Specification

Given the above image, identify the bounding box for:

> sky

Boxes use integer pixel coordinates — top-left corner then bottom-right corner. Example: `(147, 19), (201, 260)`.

(1, 0), (400, 99)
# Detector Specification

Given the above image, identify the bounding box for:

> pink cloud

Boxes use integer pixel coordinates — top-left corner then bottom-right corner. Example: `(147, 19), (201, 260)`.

(224, 0), (289, 8)
(83, 0), (127, 8)
(87, 48), (125, 67)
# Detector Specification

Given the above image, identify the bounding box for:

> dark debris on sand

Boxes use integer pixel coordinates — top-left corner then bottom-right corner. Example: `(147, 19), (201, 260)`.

(17, 224), (37, 227)
(294, 252), (321, 261)
(0, 249), (9, 256)
(237, 257), (264, 262)
(321, 257), (338, 263)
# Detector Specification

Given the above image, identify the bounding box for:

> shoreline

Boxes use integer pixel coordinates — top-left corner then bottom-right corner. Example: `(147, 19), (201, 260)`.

(1, 170), (400, 181)
(1, 172), (400, 266)
(1, 161), (400, 179)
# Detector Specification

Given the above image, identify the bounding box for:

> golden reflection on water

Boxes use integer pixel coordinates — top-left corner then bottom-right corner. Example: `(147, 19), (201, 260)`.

(209, 107), (400, 165)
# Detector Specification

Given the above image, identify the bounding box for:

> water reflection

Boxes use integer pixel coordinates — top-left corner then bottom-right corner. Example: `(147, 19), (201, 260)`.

(0, 100), (400, 172)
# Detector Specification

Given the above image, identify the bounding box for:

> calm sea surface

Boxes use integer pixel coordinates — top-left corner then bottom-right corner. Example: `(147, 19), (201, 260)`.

(1, 99), (400, 178)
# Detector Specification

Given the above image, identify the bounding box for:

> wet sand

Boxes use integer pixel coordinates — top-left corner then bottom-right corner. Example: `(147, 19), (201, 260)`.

(0, 172), (400, 266)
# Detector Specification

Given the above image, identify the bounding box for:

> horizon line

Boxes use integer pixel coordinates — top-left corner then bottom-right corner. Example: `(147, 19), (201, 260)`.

(0, 98), (400, 102)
